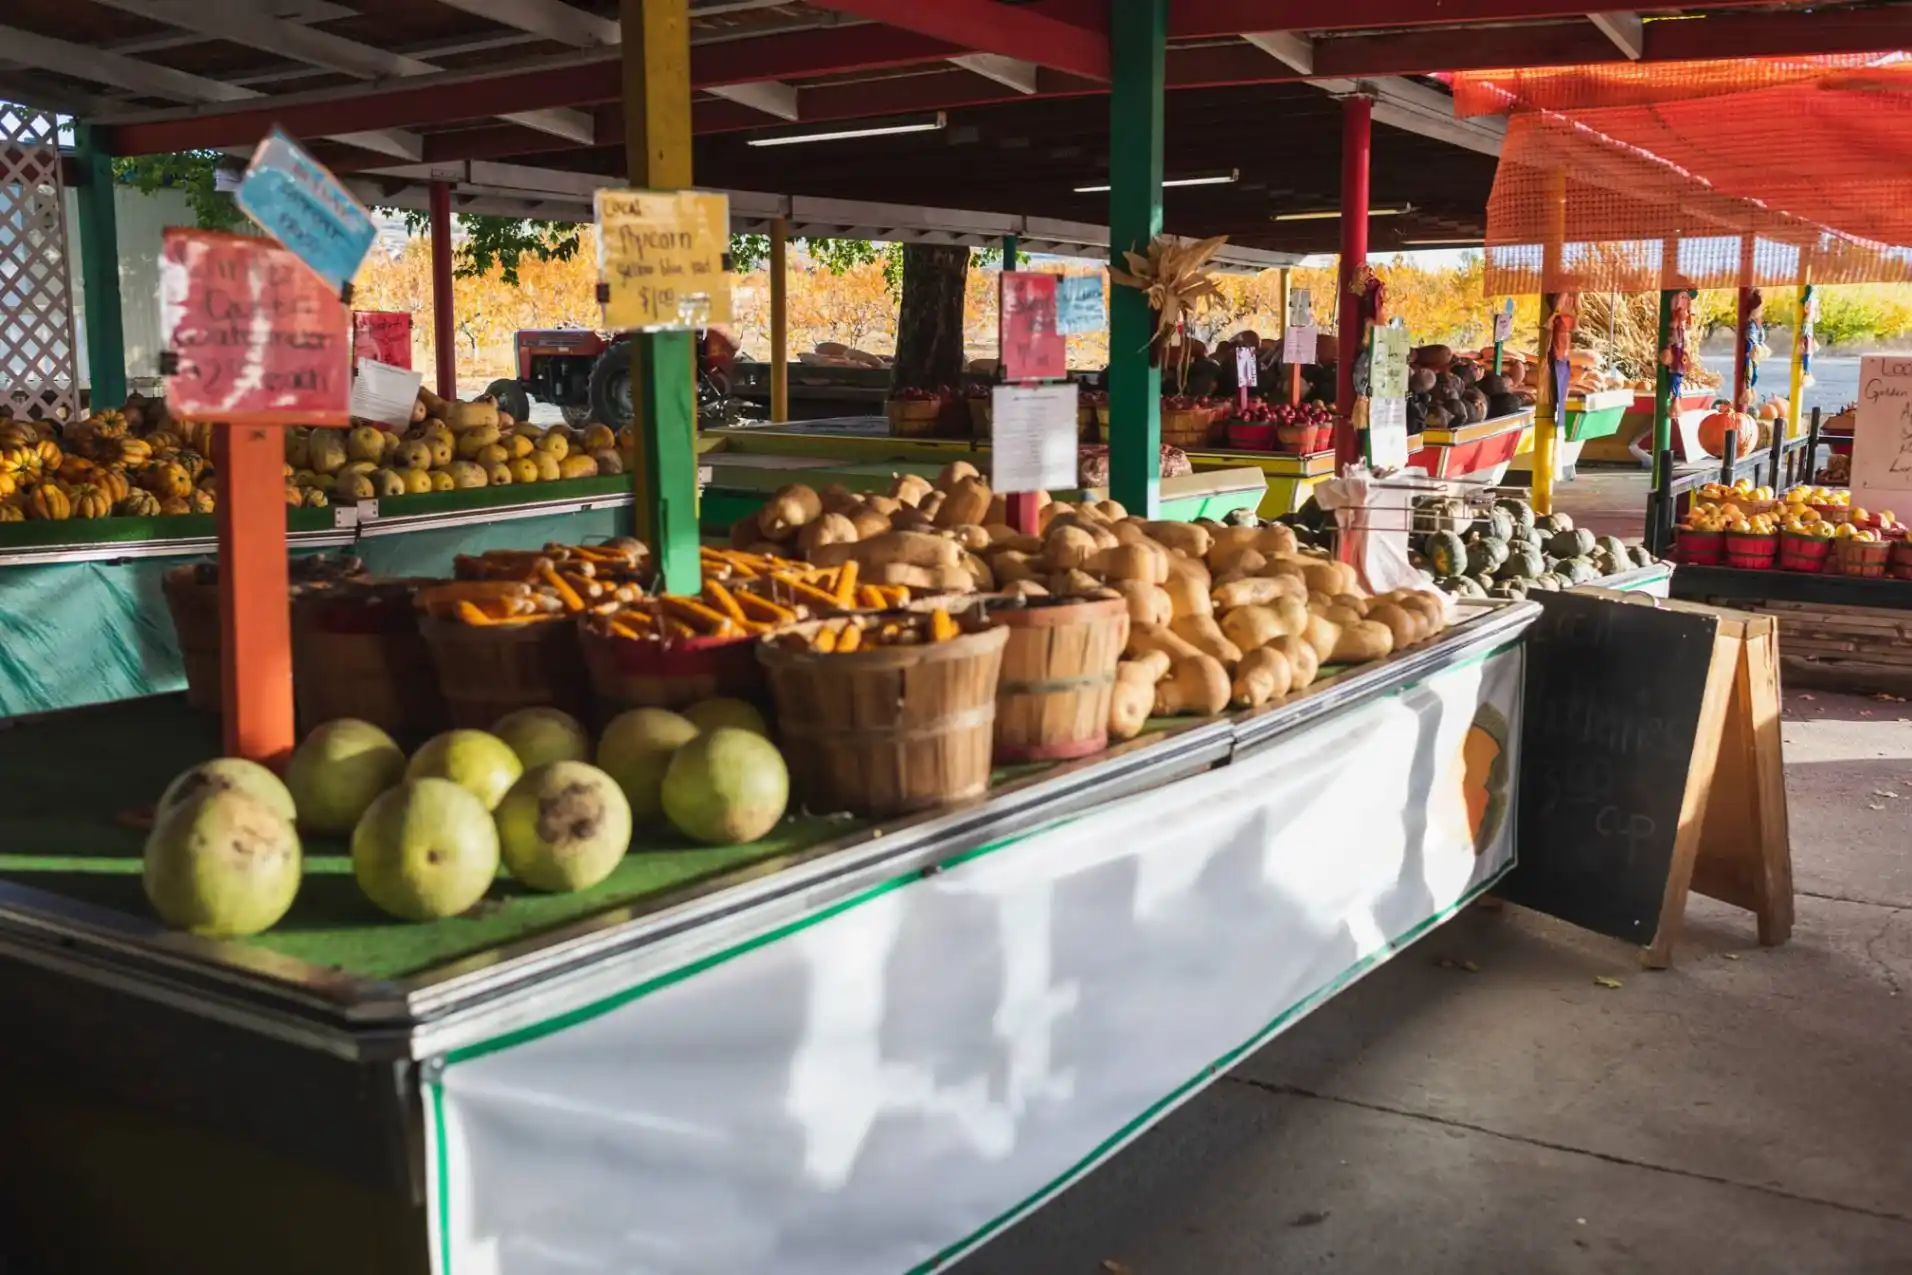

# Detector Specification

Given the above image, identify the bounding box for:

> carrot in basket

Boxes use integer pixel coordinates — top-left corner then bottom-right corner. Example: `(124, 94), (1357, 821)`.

(538, 562), (586, 613)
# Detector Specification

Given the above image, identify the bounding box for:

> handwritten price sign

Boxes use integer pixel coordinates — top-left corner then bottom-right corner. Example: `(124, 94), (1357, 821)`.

(596, 189), (732, 331)
(1000, 272), (1066, 382)
(234, 128), (376, 296)
(159, 228), (350, 425)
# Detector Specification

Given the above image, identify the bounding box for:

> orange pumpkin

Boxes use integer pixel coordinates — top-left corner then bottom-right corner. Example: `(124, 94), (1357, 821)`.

(189, 487), (215, 513)
(1698, 410), (1756, 459)
(94, 469), (131, 503)
(57, 454), (99, 485)
(158, 495), (192, 516)
(34, 439), (61, 470)
(0, 444), (29, 474)
(144, 431), (181, 453)
(114, 437), (152, 466)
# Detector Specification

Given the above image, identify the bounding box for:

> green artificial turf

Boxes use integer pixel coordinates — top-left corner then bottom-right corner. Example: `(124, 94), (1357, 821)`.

(0, 697), (861, 981)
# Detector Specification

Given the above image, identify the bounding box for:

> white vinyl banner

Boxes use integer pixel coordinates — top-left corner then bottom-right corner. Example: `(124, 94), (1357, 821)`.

(428, 646), (1523, 1275)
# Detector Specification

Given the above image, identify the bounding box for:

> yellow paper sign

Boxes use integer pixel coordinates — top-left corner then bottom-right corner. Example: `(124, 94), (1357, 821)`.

(595, 189), (732, 330)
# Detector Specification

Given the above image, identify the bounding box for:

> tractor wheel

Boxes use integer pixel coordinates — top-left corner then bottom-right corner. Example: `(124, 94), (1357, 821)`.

(587, 343), (635, 428)
(484, 378), (532, 424)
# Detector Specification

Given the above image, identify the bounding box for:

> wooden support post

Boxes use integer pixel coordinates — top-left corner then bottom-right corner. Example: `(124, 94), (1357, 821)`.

(1107, 0), (1164, 517)
(1532, 171), (1566, 515)
(1335, 94), (1371, 472)
(621, 0), (701, 594)
(429, 180), (456, 402)
(1647, 287), (1676, 546)
(769, 216), (789, 425)
(1790, 274), (1813, 441)
(1001, 232), (1019, 270)
(73, 125), (125, 410)
(214, 423), (295, 765)
(1732, 234), (1755, 413)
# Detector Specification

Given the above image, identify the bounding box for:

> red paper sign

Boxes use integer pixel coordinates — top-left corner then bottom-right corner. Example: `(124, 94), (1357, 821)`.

(1000, 272), (1066, 382)
(160, 228), (351, 425)
(353, 310), (413, 369)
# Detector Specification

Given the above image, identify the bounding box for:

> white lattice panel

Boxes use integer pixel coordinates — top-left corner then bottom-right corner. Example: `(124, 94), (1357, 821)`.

(0, 105), (80, 423)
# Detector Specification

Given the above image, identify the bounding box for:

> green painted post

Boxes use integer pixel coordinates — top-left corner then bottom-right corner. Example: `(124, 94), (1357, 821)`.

(1649, 287), (1675, 544)
(73, 125), (126, 409)
(1001, 233), (1019, 271)
(637, 329), (702, 592)
(1107, 0), (1165, 517)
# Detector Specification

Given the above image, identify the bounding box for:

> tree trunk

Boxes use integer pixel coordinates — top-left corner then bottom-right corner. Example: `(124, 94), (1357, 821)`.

(891, 243), (971, 393)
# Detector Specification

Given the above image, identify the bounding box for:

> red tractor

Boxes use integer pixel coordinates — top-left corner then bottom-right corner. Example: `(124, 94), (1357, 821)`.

(485, 328), (740, 427)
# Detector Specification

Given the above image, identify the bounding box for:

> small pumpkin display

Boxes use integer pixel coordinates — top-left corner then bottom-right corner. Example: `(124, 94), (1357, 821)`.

(27, 484), (71, 521)
(71, 484), (114, 519)
(115, 490), (162, 517)
(1697, 410), (1756, 459)
(188, 487), (216, 514)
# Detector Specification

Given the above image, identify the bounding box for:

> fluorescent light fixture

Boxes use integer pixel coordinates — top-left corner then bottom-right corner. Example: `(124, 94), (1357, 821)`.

(746, 112), (945, 147)
(1073, 169), (1239, 194)
(1272, 205), (1412, 222)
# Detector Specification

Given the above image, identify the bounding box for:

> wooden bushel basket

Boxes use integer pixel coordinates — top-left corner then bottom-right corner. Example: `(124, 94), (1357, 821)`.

(1159, 407), (1211, 450)
(986, 596), (1130, 762)
(757, 621), (1008, 818)
(292, 592), (447, 739)
(579, 623), (765, 718)
(161, 567), (222, 713)
(418, 614), (590, 728)
(887, 398), (943, 438)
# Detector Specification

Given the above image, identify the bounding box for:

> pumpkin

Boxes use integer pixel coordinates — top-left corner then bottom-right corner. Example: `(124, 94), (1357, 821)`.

(90, 410), (128, 439)
(0, 423), (32, 449)
(115, 490), (162, 517)
(1697, 410), (1756, 459)
(71, 484), (113, 519)
(0, 444), (30, 474)
(27, 484), (70, 521)
(158, 495), (192, 516)
(184, 420), (217, 456)
(56, 455), (99, 485)
(147, 462), (192, 499)
(113, 437), (152, 467)
(144, 430), (181, 452)
(285, 484), (306, 508)
(175, 450), (208, 482)
(34, 439), (61, 470)
(0, 504), (22, 522)
(189, 488), (215, 513)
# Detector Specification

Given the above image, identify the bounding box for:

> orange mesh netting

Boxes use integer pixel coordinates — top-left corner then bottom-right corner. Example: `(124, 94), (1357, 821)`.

(1451, 56), (1912, 294)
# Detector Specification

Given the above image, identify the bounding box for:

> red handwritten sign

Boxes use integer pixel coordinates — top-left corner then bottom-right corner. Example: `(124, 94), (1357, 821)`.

(1000, 272), (1066, 382)
(160, 228), (351, 425)
(353, 310), (413, 369)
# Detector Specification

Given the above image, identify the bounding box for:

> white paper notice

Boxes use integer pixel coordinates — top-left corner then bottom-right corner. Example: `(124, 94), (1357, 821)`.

(1851, 354), (1912, 515)
(1282, 325), (1318, 366)
(1492, 304), (1514, 344)
(350, 358), (424, 426)
(991, 384), (1078, 494)
(1288, 287), (1312, 330)
(1367, 397), (1409, 469)
(1235, 345), (1258, 389)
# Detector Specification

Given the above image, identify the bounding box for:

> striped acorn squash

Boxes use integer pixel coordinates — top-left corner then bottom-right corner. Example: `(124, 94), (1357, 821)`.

(27, 483), (70, 521)
(115, 490), (162, 517)
(71, 484), (113, 519)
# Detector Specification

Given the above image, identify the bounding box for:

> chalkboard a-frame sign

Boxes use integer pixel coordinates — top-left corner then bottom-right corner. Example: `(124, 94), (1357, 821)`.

(1502, 590), (1793, 967)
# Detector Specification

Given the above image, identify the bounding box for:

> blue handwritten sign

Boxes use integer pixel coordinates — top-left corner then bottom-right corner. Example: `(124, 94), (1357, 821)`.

(1055, 274), (1106, 335)
(235, 128), (376, 295)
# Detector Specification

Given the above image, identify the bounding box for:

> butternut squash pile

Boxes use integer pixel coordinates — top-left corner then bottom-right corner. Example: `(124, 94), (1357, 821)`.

(758, 463), (1449, 733)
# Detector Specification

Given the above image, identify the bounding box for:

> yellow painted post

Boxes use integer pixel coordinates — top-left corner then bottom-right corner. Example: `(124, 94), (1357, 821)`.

(1789, 265), (1811, 440)
(618, 0), (700, 591)
(770, 216), (789, 424)
(1532, 172), (1567, 514)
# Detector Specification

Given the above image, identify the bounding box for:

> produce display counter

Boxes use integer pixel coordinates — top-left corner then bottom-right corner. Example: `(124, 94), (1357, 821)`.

(0, 477), (642, 717)
(699, 422), (1268, 526)
(1184, 445), (1336, 517)
(1407, 408), (1533, 483)
(1509, 388), (1634, 482)
(1579, 390), (1716, 465)
(0, 601), (1536, 1275)
(1671, 564), (1912, 694)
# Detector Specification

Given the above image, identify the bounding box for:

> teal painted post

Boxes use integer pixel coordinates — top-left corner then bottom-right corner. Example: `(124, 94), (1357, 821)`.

(73, 125), (126, 408)
(1001, 233), (1019, 271)
(1107, 0), (1165, 517)
(637, 330), (702, 593)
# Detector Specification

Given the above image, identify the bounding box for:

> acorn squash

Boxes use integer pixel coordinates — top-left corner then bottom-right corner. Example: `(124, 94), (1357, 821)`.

(116, 490), (162, 517)
(27, 483), (70, 521)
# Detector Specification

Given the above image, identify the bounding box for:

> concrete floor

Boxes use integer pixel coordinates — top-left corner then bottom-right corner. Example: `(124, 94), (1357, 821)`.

(953, 687), (1912, 1275)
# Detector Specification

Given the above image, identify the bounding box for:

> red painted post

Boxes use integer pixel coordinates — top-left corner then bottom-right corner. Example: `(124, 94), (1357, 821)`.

(214, 423), (296, 766)
(1335, 93), (1371, 471)
(430, 180), (456, 401)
